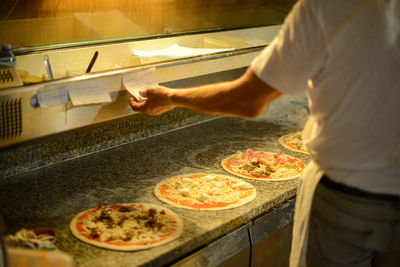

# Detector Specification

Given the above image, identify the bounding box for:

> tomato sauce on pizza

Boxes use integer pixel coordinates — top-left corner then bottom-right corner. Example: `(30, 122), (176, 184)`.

(221, 149), (306, 181)
(70, 203), (183, 251)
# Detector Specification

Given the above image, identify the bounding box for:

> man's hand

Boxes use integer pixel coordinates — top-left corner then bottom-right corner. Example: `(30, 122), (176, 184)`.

(129, 86), (176, 116)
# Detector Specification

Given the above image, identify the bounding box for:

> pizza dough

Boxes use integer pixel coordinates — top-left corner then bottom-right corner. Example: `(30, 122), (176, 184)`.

(154, 173), (256, 210)
(278, 131), (310, 154)
(221, 149), (306, 181)
(70, 203), (183, 251)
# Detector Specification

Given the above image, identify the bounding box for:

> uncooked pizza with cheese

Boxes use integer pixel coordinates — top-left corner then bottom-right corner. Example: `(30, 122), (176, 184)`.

(278, 131), (309, 154)
(221, 149), (306, 181)
(154, 173), (256, 210)
(70, 203), (183, 251)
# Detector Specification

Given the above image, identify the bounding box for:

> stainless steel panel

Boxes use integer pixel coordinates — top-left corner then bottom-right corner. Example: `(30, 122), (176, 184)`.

(251, 222), (293, 267)
(171, 223), (251, 267)
(250, 199), (295, 267)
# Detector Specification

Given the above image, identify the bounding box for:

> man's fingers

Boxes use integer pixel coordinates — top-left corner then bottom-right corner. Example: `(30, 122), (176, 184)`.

(139, 89), (148, 98)
(129, 96), (145, 111)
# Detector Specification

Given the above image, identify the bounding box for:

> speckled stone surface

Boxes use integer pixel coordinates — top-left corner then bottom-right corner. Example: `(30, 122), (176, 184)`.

(0, 94), (309, 267)
(0, 109), (217, 179)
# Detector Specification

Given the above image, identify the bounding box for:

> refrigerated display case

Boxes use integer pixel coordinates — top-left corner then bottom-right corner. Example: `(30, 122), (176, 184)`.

(0, 0), (297, 148)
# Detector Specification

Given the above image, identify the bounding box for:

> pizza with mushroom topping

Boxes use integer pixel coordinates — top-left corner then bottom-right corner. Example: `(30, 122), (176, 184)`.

(70, 203), (183, 251)
(278, 131), (310, 154)
(154, 173), (256, 210)
(221, 149), (306, 181)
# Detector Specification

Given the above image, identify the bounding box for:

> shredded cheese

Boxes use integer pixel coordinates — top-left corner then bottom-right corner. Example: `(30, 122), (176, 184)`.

(160, 174), (255, 206)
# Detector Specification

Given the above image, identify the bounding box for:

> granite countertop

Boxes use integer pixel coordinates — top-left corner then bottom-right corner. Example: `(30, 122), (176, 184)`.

(0, 95), (310, 267)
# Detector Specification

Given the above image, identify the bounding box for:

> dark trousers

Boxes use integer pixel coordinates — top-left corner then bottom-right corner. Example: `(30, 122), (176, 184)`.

(307, 175), (400, 267)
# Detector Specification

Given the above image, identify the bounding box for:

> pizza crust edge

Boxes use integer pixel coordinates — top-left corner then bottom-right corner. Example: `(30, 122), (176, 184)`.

(153, 173), (257, 211)
(69, 203), (183, 251)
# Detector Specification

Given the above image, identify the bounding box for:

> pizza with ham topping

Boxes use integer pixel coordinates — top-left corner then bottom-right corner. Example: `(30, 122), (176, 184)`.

(70, 203), (183, 251)
(154, 173), (256, 210)
(221, 149), (306, 181)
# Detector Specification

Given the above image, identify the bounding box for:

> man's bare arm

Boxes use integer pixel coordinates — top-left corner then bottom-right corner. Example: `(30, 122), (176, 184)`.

(129, 66), (282, 118)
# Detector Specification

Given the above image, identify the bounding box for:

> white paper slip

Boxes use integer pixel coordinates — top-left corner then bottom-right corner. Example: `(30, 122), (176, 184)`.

(68, 78), (111, 106)
(122, 67), (158, 101)
(132, 44), (234, 58)
(37, 86), (68, 108)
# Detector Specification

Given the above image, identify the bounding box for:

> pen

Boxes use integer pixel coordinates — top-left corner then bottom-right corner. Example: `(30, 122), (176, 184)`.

(86, 51), (99, 73)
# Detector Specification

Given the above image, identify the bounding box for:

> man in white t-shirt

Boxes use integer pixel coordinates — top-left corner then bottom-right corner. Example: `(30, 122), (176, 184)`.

(129, 0), (400, 266)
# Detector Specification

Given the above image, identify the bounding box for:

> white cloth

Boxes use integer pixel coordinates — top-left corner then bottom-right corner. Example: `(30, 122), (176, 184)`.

(250, 0), (400, 266)
(290, 161), (324, 267)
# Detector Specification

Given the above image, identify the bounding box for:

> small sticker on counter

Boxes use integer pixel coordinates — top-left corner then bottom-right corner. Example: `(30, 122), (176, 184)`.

(122, 67), (158, 101)
(37, 86), (68, 108)
(68, 78), (111, 106)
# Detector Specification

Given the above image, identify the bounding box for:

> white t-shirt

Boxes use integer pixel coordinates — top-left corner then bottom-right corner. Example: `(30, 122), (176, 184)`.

(252, 0), (400, 195)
